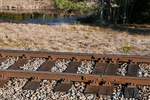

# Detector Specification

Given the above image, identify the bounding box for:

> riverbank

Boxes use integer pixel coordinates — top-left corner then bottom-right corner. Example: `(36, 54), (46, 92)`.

(0, 22), (150, 55)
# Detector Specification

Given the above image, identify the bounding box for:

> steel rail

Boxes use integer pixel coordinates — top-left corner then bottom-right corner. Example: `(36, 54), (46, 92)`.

(0, 49), (150, 63)
(0, 70), (149, 86)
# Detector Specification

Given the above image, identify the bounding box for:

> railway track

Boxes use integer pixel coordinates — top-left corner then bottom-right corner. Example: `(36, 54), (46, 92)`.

(0, 49), (149, 99)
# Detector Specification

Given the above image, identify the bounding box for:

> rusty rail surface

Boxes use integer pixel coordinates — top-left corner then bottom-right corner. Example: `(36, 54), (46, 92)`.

(0, 49), (149, 97)
(0, 70), (149, 86)
(0, 49), (150, 63)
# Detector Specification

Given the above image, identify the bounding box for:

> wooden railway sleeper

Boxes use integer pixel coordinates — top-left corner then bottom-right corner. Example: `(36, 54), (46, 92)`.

(22, 78), (41, 90)
(88, 80), (100, 86)
(30, 76), (40, 81)
(123, 85), (140, 98)
(53, 80), (73, 92)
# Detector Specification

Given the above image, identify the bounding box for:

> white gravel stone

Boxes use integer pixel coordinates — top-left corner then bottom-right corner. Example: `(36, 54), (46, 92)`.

(63, 82), (86, 100)
(117, 63), (128, 76)
(86, 94), (97, 100)
(138, 64), (150, 77)
(139, 86), (150, 100)
(111, 85), (150, 100)
(0, 78), (28, 100)
(51, 59), (70, 72)
(112, 85), (123, 100)
(77, 61), (95, 74)
(97, 95), (111, 100)
(30, 80), (53, 100)
(0, 57), (18, 70)
(20, 58), (45, 71)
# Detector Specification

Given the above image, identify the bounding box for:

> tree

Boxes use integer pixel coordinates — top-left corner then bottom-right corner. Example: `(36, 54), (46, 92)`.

(99, 0), (150, 24)
(129, 0), (150, 23)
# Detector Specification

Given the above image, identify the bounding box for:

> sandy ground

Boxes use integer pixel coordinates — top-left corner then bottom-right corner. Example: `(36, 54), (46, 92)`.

(0, 22), (150, 55)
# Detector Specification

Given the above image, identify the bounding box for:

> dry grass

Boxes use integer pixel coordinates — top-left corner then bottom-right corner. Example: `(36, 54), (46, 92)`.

(0, 22), (150, 55)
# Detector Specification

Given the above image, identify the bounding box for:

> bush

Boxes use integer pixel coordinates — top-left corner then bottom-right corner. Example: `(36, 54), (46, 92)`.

(55, 0), (97, 14)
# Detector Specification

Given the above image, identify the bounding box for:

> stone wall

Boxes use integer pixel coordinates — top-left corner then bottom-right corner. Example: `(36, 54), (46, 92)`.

(0, 0), (54, 10)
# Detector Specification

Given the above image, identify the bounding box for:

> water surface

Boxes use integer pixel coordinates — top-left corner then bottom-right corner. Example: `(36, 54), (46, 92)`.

(0, 12), (80, 25)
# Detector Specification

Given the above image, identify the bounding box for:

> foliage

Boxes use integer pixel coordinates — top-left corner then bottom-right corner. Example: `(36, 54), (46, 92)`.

(55, 0), (97, 14)
(55, 0), (150, 24)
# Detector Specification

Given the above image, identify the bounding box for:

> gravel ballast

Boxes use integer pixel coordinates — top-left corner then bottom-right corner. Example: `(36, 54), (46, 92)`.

(0, 58), (149, 100)
(0, 57), (18, 70)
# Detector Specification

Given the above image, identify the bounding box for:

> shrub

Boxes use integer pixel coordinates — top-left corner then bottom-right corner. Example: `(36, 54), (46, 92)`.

(55, 0), (97, 14)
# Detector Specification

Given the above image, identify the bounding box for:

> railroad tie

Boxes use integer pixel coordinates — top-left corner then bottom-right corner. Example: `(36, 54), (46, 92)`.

(84, 85), (100, 94)
(37, 60), (55, 71)
(98, 86), (113, 96)
(84, 85), (113, 96)
(105, 63), (119, 75)
(8, 58), (29, 70)
(22, 79), (41, 90)
(124, 86), (139, 98)
(127, 63), (139, 77)
(92, 62), (107, 75)
(64, 61), (81, 73)
(53, 82), (73, 92)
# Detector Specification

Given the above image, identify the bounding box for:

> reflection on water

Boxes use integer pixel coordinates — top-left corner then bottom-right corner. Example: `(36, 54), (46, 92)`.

(0, 12), (80, 25)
